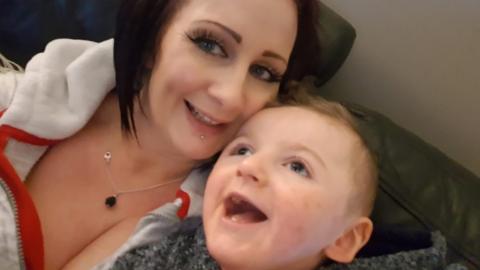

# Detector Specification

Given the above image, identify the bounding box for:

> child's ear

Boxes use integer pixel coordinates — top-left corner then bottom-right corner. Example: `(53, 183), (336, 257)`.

(324, 217), (373, 263)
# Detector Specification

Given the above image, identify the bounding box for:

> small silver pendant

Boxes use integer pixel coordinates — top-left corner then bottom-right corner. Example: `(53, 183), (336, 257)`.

(104, 151), (112, 163)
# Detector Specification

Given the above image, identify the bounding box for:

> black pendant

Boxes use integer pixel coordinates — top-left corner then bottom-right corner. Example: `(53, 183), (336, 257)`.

(105, 195), (117, 208)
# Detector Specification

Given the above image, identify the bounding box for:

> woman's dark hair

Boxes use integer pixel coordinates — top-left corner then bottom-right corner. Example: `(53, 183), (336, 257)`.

(114, 0), (322, 136)
(114, 0), (188, 135)
(280, 0), (322, 97)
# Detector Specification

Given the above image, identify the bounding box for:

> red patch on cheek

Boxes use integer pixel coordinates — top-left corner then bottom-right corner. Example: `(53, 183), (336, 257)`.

(292, 223), (307, 241)
(280, 208), (309, 246)
(302, 198), (315, 211)
(278, 222), (308, 252)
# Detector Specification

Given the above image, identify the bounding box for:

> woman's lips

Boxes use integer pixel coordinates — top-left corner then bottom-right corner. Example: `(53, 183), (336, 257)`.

(185, 100), (221, 125)
(185, 100), (227, 136)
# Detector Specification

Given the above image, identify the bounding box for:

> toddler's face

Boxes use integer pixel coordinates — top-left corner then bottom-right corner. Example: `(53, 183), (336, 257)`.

(203, 106), (363, 270)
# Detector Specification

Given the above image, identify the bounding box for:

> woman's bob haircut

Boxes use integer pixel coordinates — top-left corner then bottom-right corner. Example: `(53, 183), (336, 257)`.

(114, 0), (322, 136)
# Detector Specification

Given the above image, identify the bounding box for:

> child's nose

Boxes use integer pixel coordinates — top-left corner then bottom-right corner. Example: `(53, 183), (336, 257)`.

(236, 154), (268, 186)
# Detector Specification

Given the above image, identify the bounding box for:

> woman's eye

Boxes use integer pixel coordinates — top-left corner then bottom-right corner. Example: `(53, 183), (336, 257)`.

(195, 38), (226, 57)
(250, 65), (282, 83)
(287, 161), (310, 177)
(186, 31), (227, 58)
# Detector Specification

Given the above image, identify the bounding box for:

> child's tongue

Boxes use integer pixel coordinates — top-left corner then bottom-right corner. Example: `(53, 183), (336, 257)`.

(226, 196), (267, 223)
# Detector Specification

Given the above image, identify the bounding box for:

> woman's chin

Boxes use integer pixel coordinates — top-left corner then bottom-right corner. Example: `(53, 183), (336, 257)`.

(172, 128), (232, 161)
(177, 140), (222, 161)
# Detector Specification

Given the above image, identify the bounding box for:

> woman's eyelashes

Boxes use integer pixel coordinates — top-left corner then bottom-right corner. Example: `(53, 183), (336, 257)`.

(186, 28), (227, 57)
(250, 65), (283, 83)
(186, 28), (283, 83)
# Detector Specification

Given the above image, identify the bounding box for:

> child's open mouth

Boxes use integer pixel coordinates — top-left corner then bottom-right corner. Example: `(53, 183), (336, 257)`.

(224, 194), (268, 224)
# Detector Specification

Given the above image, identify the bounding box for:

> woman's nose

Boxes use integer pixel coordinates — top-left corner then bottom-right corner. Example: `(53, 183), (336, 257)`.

(236, 154), (268, 186)
(208, 67), (248, 117)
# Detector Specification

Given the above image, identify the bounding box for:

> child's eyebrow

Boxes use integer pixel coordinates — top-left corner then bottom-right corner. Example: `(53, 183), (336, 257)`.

(227, 134), (250, 147)
(234, 130), (249, 140)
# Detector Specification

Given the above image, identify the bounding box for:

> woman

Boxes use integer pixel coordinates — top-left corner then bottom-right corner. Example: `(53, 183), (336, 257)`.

(0, 0), (321, 269)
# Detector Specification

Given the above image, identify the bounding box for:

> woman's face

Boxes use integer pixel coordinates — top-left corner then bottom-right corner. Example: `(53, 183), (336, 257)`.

(144, 0), (298, 160)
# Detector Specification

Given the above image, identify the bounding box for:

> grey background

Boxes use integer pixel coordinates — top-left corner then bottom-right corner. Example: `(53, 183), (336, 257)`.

(321, 0), (480, 176)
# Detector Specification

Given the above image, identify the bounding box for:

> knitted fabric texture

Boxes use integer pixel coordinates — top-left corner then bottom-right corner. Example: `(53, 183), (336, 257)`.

(112, 218), (219, 270)
(318, 231), (467, 270)
(112, 217), (467, 270)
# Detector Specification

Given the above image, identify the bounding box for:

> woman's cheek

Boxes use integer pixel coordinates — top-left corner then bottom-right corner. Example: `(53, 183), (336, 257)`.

(243, 81), (279, 117)
(163, 61), (208, 94)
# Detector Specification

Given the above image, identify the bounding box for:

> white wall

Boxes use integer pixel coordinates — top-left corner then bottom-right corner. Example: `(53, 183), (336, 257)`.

(321, 0), (480, 176)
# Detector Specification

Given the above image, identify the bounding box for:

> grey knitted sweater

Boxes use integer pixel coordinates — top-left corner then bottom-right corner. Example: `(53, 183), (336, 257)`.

(112, 217), (467, 270)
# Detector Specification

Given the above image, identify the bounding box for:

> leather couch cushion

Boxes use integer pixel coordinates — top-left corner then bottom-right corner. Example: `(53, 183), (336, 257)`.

(347, 103), (480, 269)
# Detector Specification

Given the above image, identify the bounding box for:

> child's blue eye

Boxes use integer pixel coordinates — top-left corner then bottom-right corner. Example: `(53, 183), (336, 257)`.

(236, 146), (252, 156)
(287, 161), (310, 177)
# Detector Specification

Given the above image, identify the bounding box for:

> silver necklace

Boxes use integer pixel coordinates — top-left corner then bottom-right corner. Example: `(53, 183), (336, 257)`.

(103, 151), (183, 208)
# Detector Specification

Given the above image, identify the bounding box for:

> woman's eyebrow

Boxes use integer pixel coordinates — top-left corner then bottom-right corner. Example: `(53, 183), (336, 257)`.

(263, 51), (287, 64)
(196, 19), (242, 43)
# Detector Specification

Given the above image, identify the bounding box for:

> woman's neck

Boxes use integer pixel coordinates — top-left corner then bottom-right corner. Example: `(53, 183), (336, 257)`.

(89, 93), (200, 186)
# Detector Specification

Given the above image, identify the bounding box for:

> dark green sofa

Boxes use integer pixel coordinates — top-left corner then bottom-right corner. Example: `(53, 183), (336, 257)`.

(348, 102), (479, 269)
(1, 0), (478, 268)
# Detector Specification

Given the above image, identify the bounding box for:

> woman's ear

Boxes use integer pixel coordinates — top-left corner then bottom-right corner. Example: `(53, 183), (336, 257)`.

(324, 217), (373, 263)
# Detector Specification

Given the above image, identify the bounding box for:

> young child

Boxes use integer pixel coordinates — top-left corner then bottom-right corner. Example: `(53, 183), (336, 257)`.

(110, 93), (379, 270)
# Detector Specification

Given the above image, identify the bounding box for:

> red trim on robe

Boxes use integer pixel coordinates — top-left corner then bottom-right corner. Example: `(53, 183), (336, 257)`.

(176, 189), (191, 220)
(0, 112), (60, 270)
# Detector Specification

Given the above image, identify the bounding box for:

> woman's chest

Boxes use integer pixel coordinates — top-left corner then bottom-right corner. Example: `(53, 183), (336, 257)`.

(24, 140), (173, 269)
(25, 143), (123, 269)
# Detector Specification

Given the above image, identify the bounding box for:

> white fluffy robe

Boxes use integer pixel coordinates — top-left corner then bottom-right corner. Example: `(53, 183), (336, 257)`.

(0, 39), (114, 270)
(0, 39), (207, 269)
(0, 38), (115, 139)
